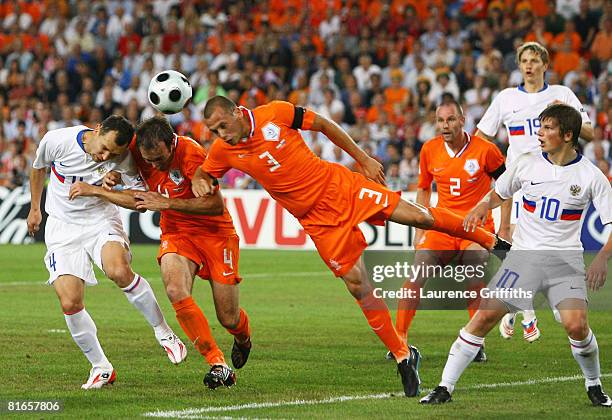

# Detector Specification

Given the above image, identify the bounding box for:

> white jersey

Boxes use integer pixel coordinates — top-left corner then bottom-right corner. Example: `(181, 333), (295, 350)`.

(477, 84), (590, 163)
(495, 152), (612, 250)
(33, 125), (143, 225)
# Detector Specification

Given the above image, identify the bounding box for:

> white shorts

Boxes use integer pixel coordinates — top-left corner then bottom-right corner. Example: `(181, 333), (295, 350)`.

(44, 215), (130, 285)
(487, 250), (587, 312)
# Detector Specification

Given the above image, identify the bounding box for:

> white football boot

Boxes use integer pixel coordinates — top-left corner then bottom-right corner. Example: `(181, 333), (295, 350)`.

(81, 366), (116, 389)
(499, 313), (516, 339)
(158, 332), (187, 364)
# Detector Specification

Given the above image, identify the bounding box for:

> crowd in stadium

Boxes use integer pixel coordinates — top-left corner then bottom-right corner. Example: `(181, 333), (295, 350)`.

(0, 0), (611, 190)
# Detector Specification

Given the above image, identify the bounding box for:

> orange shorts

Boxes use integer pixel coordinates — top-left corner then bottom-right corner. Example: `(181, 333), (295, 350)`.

(417, 218), (495, 252)
(299, 165), (401, 277)
(158, 233), (242, 285)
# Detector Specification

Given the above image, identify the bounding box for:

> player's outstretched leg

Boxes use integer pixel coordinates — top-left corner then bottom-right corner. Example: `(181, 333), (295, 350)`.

(102, 242), (187, 364)
(388, 200), (511, 253)
(343, 259), (421, 397)
(54, 275), (116, 389)
(559, 303), (611, 407)
(421, 304), (507, 404)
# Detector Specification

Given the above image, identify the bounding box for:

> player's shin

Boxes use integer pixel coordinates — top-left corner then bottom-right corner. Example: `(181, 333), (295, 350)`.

(173, 296), (225, 365)
(226, 308), (251, 343)
(395, 280), (421, 340)
(64, 308), (112, 369)
(440, 328), (484, 393)
(570, 329), (602, 389)
(357, 291), (409, 362)
(122, 274), (172, 336)
(428, 207), (496, 250)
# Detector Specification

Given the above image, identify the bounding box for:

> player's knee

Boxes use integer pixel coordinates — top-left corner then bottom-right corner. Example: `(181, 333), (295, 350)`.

(106, 264), (134, 287)
(564, 317), (589, 340)
(469, 310), (499, 333)
(165, 284), (190, 303)
(59, 298), (84, 315)
(342, 268), (366, 298)
(217, 309), (240, 330)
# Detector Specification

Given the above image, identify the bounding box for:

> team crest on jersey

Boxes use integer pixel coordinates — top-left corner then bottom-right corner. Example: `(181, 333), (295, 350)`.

(262, 123), (280, 141)
(569, 185), (581, 196)
(169, 169), (184, 185)
(463, 159), (480, 176)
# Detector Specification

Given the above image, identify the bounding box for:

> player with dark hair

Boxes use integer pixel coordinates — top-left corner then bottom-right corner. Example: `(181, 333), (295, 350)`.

(421, 104), (611, 407)
(192, 96), (511, 397)
(70, 116), (251, 389)
(27, 115), (185, 390)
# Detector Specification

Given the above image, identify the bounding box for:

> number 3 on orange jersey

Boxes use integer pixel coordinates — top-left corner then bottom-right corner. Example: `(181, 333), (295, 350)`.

(259, 151), (281, 172)
(358, 187), (389, 207)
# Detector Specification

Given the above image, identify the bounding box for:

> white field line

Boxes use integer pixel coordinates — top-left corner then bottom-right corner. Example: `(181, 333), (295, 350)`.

(142, 373), (612, 418)
(0, 271), (330, 287)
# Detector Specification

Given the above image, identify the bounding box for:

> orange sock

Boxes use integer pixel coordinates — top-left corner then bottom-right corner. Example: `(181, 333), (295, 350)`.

(357, 292), (408, 361)
(429, 207), (495, 249)
(172, 296), (225, 366)
(226, 308), (251, 344)
(467, 282), (485, 319)
(395, 280), (421, 340)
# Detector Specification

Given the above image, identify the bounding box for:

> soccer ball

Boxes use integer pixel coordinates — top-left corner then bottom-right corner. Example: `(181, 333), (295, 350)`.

(148, 70), (192, 114)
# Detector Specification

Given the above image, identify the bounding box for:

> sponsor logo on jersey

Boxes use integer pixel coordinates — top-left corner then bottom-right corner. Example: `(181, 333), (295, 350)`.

(169, 169), (184, 185)
(463, 159), (480, 176)
(262, 123), (280, 141)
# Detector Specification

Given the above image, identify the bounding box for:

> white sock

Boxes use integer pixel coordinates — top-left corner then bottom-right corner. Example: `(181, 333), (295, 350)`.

(569, 329), (601, 389)
(122, 274), (171, 338)
(522, 310), (536, 323)
(440, 328), (484, 393)
(64, 309), (111, 369)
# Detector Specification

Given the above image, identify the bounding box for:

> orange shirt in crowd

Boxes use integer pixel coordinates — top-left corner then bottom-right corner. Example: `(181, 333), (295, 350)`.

(553, 50), (580, 79)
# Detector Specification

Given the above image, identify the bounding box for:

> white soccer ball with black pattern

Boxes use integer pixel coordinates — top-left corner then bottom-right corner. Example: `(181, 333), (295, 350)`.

(148, 70), (192, 114)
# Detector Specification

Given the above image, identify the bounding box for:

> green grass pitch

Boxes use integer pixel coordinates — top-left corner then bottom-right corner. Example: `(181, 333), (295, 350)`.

(0, 244), (610, 419)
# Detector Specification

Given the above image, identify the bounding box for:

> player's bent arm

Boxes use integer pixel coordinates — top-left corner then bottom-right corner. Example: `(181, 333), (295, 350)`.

(165, 190), (224, 216)
(580, 122), (594, 142)
(27, 167), (47, 236)
(69, 182), (142, 211)
(474, 129), (495, 142)
(310, 113), (385, 184)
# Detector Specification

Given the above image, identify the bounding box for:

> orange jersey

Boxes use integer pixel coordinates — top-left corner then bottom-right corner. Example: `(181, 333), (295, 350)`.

(130, 136), (236, 236)
(418, 134), (504, 217)
(203, 101), (336, 218)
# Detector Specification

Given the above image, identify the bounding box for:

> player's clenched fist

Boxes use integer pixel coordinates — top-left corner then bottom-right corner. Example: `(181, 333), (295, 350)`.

(69, 181), (95, 200)
(463, 202), (489, 232)
(102, 171), (122, 190)
(192, 167), (215, 197)
(26, 208), (42, 237)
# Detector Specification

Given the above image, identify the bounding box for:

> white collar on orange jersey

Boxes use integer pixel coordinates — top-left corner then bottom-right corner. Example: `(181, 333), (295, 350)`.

(444, 131), (471, 158)
(239, 106), (255, 141)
